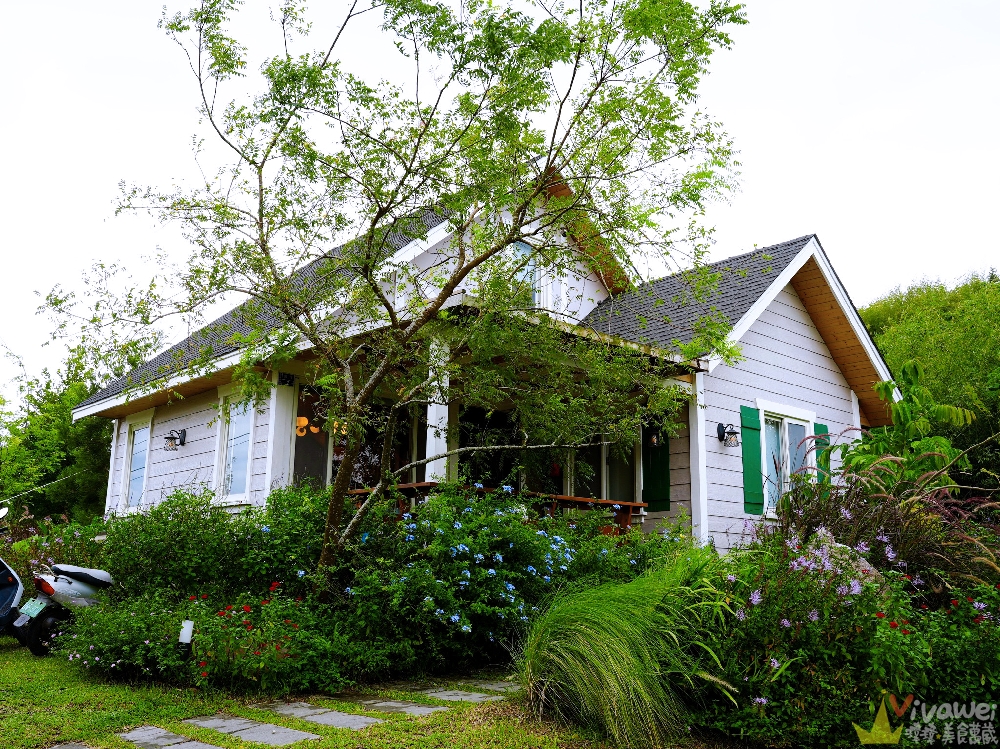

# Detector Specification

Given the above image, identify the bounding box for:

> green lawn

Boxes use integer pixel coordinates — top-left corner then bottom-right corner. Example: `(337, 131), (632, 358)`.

(0, 636), (613, 749)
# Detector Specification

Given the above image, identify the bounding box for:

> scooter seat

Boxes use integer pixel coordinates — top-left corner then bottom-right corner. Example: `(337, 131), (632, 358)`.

(52, 564), (113, 589)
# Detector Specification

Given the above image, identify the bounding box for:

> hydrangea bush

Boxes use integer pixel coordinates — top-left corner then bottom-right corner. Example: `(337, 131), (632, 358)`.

(53, 484), (684, 688)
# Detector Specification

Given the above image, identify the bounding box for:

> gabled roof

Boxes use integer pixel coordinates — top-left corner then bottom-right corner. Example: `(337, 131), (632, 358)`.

(75, 211), (448, 414)
(582, 235), (814, 346)
(583, 234), (894, 426)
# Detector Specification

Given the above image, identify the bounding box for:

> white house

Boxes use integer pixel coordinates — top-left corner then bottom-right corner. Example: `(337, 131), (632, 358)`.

(72, 231), (892, 551)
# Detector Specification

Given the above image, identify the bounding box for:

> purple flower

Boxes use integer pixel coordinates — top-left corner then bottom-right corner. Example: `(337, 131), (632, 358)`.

(726, 574), (736, 582)
(770, 658), (780, 669)
(974, 602), (987, 610)
(911, 575), (924, 587)
(876, 532), (890, 543)
(735, 608), (747, 621)
(808, 609), (819, 622)
(840, 507), (853, 520)
(849, 579), (862, 595)
(884, 545), (897, 562)
(836, 584), (849, 597)
(780, 618), (791, 628)
(749, 590), (763, 606)
(854, 541), (870, 554)
(752, 697), (768, 706)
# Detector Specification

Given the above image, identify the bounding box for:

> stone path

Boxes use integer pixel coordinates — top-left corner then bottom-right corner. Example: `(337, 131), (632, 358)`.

(419, 688), (503, 703)
(117, 726), (220, 749)
(463, 679), (519, 692)
(260, 700), (384, 730)
(183, 714), (319, 746)
(51, 745), (92, 749)
(349, 697), (449, 716)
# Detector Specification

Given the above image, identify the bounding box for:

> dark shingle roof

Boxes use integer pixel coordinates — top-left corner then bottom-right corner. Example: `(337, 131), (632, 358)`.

(581, 235), (814, 351)
(76, 211), (448, 410)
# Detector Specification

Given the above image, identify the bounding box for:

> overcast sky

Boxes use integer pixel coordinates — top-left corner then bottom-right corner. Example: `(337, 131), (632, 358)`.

(0, 1), (997, 394)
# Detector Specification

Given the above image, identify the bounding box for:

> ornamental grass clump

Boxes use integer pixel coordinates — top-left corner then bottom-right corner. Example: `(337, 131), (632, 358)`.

(518, 544), (732, 749)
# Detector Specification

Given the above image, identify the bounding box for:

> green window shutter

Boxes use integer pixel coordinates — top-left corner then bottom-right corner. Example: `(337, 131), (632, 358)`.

(814, 423), (830, 481)
(641, 425), (670, 511)
(740, 406), (764, 515)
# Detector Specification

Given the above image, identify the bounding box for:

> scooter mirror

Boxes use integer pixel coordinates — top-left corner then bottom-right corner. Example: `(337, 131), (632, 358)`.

(0, 507), (8, 521)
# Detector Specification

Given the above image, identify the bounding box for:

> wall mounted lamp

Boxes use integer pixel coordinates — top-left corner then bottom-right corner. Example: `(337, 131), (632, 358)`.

(717, 423), (740, 447)
(164, 429), (186, 451)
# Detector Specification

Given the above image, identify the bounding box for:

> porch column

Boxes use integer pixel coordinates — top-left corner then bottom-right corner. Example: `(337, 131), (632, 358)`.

(689, 372), (710, 546)
(264, 370), (296, 493)
(424, 341), (458, 481)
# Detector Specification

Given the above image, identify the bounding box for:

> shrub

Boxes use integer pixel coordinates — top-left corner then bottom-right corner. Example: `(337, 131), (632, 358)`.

(0, 514), (107, 583)
(55, 589), (347, 694)
(519, 544), (731, 749)
(695, 526), (1000, 747)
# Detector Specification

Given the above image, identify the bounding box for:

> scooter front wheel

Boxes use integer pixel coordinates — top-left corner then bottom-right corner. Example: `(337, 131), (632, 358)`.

(26, 610), (65, 656)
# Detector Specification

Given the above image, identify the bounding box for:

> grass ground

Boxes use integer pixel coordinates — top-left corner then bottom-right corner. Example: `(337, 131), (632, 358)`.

(0, 636), (619, 749)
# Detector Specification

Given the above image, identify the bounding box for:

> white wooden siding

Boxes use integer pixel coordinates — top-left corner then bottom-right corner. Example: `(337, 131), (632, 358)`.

(109, 390), (272, 509)
(703, 284), (857, 551)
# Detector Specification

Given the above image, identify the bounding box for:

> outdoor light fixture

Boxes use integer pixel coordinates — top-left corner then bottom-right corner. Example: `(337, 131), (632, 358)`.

(164, 429), (186, 451)
(717, 423), (740, 447)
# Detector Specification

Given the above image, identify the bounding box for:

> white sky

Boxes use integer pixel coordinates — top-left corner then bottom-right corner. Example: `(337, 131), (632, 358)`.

(0, 1), (997, 394)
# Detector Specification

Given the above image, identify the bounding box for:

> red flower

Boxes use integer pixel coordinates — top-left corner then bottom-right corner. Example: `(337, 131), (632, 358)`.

(890, 621), (899, 629)
(951, 599), (959, 606)
(201, 671), (208, 677)
(875, 612), (886, 619)
(226, 605), (234, 611)
(242, 620), (250, 626)
(269, 581), (280, 591)
(284, 619), (292, 624)
(199, 661), (207, 667)
(901, 629), (911, 635)
(276, 644), (281, 650)
(242, 605), (252, 613)
(968, 596), (975, 602)
(254, 651), (261, 656)
(189, 595), (197, 601)
(920, 604), (928, 609)
(903, 574), (912, 580)
(261, 600), (270, 605)
(216, 611), (226, 617)
(246, 625), (253, 631)
(201, 594), (208, 599)
(295, 596), (303, 602)
(902, 620), (910, 625)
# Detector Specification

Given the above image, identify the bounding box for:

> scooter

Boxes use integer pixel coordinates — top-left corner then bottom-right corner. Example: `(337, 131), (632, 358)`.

(0, 509), (28, 646)
(12, 554), (113, 656)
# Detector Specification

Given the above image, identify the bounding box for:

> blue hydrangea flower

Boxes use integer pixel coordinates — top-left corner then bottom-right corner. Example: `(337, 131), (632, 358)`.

(536, 530), (548, 537)
(453, 521), (462, 529)
(527, 565), (536, 574)
(461, 624), (471, 633)
(496, 554), (503, 563)
(505, 582), (515, 591)
(474, 553), (484, 563)
(361, 532), (369, 543)
(345, 587), (353, 595)
(261, 525), (271, 533)
(543, 575), (551, 582)
(502, 485), (513, 493)
(474, 482), (484, 489)
(297, 570), (306, 578)
(450, 613), (460, 623)
(462, 569), (470, 577)
(405, 534), (415, 541)
(435, 609), (445, 616)
(487, 568), (496, 576)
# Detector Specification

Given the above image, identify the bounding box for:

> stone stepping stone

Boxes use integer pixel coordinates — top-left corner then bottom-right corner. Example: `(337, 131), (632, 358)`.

(185, 714), (319, 746)
(261, 701), (384, 730)
(352, 698), (449, 716)
(463, 679), (519, 693)
(118, 725), (219, 749)
(420, 688), (503, 703)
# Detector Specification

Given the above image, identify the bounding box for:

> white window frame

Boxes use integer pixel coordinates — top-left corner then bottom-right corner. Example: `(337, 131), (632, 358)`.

(512, 240), (539, 308)
(214, 384), (255, 506)
(755, 399), (816, 517)
(118, 408), (155, 514)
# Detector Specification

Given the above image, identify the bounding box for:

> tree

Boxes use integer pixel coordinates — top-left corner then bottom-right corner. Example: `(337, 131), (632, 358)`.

(860, 274), (1000, 490)
(46, 0), (746, 568)
(0, 347), (112, 522)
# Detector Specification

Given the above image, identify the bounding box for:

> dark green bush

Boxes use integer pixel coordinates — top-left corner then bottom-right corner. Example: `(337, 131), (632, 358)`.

(63, 483), (683, 687)
(55, 589), (346, 693)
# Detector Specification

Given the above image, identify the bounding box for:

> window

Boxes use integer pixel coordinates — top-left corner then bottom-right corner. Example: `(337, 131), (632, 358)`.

(759, 404), (814, 512)
(126, 425), (149, 508)
(221, 399), (254, 497)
